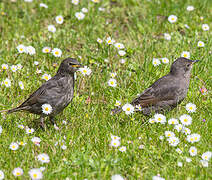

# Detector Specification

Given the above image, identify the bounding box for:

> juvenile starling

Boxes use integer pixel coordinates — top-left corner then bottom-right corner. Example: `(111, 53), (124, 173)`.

(112, 57), (199, 115)
(7, 58), (82, 128)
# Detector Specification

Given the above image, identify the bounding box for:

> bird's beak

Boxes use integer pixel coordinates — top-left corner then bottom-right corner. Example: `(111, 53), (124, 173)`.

(72, 64), (82, 68)
(192, 60), (199, 64)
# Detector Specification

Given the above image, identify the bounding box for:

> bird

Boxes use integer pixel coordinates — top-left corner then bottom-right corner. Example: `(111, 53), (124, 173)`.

(112, 57), (199, 116)
(6, 57), (82, 129)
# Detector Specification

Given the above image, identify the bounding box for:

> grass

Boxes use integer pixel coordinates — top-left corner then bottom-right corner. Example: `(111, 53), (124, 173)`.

(0, 0), (211, 179)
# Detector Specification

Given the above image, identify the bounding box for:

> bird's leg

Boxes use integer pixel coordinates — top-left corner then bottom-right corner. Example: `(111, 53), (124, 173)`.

(39, 116), (45, 130)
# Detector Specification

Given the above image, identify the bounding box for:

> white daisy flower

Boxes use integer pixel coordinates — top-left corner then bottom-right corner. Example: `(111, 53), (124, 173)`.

(40, 3), (48, 8)
(9, 142), (19, 150)
(2, 64), (8, 70)
(28, 168), (43, 180)
(10, 65), (17, 72)
(79, 66), (92, 76)
(111, 135), (121, 140)
(197, 41), (205, 47)
(174, 124), (183, 132)
(17, 124), (24, 129)
(42, 47), (51, 53)
(42, 104), (53, 115)
(149, 118), (155, 124)
(26, 128), (35, 134)
(114, 43), (125, 49)
(17, 44), (26, 53)
(48, 25), (56, 33)
(187, 6), (194, 11)
(168, 15), (177, 23)
(18, 141), (27, 146)
(187, 133), (200, 143)
(0, 126), (2, 134)
(161, 57), (169, 64)
(61, 145), (67, 150)
(165, 131), (175, 138)
(201, 151), (211, 161)
(119, 146), (126, 152)
(179, 114), (192, 126)
(72, 0), (79, 5)
(159, 136), (164, 140)
(118, 50), (126, 56)
(164, 33), (171, 40)
(120, 58), (126, 64)
(185, 103), (196, 113)
(108, 78), (117, 87)
(36, 69), (42, 74)
(3, 78), (11, 87)
(154, 114), (166, 124)
(91, 0), (100, 3)
(42, 73), (51, 81)
(152, 58), (161, 66)
(97, 38), (103, 43)
(98, 7), (105, 11)
(26, 46), (36, 55)
(106, 37), (115, 45)
(0, 170), (4, 180)
(19, 81), (24, 90)
(200, 160), (208, 167)
(75, 12), (85, 20)
(186, 157), (192, 163)
(12, 167), (23, 177)
(168, 118), (179, 125)
(184, 24), (190, 29)
(202, 24), (209, 31)
(181, 51), (190, 58)
(37, 153), (50, 163)
(152, 175), (165, 180)
(52, 48), (62, 57)
(34, 61), (39, 65)
(39, 167), (45, 172)
(176, 148), (182, 154)
(182, 127), (191, 135)
(114, 100), (121, 107)
(17, 64), (22, 70)
(110, 139), (121, 147)
(135, 105), (142, 111)
(111, 174), (124, 180)
(24, 0), (33, 2)
(55, 15), (64, 24)
(81, 8), (88, 13)
(122, 103), (134, 115)
(189, 146), (197, 156)
(110, 72), (117, 78)
(31, 137), (41, 145)
(168, 136), (179, 146)
(177, 162), (183, 167)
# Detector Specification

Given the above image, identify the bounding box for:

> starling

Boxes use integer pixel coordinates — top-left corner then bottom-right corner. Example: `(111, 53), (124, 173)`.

(7, 58), (82, 128)
(112, 57), (199, 115)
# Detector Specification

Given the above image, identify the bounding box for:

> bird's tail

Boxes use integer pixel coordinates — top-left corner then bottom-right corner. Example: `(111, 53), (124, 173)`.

(0, 107), (25, 114)
(111, 107), (123, 115)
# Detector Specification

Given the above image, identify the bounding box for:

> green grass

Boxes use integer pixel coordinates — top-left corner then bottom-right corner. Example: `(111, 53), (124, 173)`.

(0, 0), (211, 179)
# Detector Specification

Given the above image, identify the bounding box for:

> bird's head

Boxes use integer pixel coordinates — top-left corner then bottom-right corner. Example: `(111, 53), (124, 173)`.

(57, 58), (82, 74)
(170, 57), (199, 76)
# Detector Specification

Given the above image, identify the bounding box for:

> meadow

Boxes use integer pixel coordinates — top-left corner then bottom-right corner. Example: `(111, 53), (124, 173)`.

(0, 0), (211, 179)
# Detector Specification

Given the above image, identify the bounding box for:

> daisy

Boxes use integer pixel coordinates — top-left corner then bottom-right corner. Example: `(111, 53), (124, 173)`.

(98, 7), (105, 11)
(79, 66), (92, 76)
(110, 139), (120, 147)
(39, 3), (48, 8)
(174, 124), (183, 132)
(168, 136), (179, 146)
(161, 57), (169, 64)
(17, 44), (26, 53)
(111, 174), (124, 180)
(165, 131), (175, 138)
(200, 160), (208, 167)
(0, 170), (4, 180)
(122, 103), (134, 115)
(168, 15), (177, 23)
(187, 6), (194, 11)
(28, 168), (43, 180)
(110, 72), (117, 78)
(75, 12), (85, 20)
(114, 43), (125, 49)
(31, 137), (41, 145)
(177, 162), (183, 167)
(9, 142), (19, 150)
(154, 114), (166, 124)
(181, 51), (190, 58)
(55, 15), (64, 24)
(149, 118), (155, 124)
(72, 0), (79, 5)
(186, 157), (192, 163)
(97, 38), (103, 43)
(111, 135), (121, 140)
(3, 78), (11, 87)
(26, 128), (35, 134)
(18, 141), (27, 146)
(152, 58), (160, 66)
(179, 114), (192, 126)
(37, 153), (50, 163)
(10, 65), (17, 72)
(42, 104), (53, 115)
(114, 100), (121, 107)
(52, 48), (62, 57)
(187, 134), (200, 143)
(34, 61), (39, 65)
(192, 133), (201, 142)
(26, 46), (36, 55)
(106, 37), (115, 45)
(2, 64), (8, 70)
(185, 103), (196, 113)
(0, 126), (2, 134)
(61, 145), (67, 150)
(12, 167), (23, 177)
(201, 151), (211, 161)
(118, 50), (126, 56)
(42, 47), (51, 53)
(120, 58), (126, 64)
(202, 24), (209, 31)
(197, 41), (205, 47)
(152, 175), (165, 180)
(135, 105), (142, 111)
(42, 73), (51, 81)
(19, 81), (24, 90)
(176, 148), (182, 154)
(119, 146), (126, 152)
(108, 78), (117, 87)
(164, 33), (171, 40)
(81, 8), (88, 13)
(18, 124), (24, 129)
(182, 127), (191, 135)
(48, 25), (56, 33)
(184, 24), (190, 29)
(39, 167), (45, 172)
(17, 64), (23, 70)
(189, 146), (197, 156)
(168, 118), (179, 125)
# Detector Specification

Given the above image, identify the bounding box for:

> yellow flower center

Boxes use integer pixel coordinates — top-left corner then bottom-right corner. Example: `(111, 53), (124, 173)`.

(42, 157), (45, 160)
(12, 145), (15, 149)
(158, 118), (161, 121)
(44, 76), (48, 80)
(33, 174), (37, 178)
(45, 49), (49, 52)
(191, 149), (194, 152)
(55, 51), (59, 55)
(83, 70), (87, 73)
(189, 107), (193, 110)
(16, 172), (21, 176)
(20, 48), (23, 51)
(45, 107), (49, 111)
(108, 40), (111, 43)
(126, 107), (130, 111)
(171, 17), (175, 20)
(5, 81), (8, 84)
(113, 143), (117, 145)
(110, 81), (114, 85)
(58, 18), (62, 21)
(184, 119), (188, 122)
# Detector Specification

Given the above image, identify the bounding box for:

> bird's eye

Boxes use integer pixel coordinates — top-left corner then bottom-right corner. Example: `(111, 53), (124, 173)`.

(187, 64), (191, 67)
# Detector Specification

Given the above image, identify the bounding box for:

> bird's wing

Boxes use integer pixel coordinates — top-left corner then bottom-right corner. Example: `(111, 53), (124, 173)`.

(131, 75), (179, 107)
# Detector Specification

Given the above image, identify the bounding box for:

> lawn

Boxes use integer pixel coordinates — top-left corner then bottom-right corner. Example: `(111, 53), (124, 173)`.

(0, 0), (211, 179)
